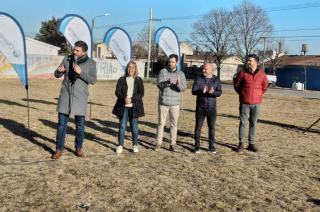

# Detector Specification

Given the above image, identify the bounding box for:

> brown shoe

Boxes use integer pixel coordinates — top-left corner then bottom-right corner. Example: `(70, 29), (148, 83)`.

(51, 150), (63, 160)
(247, 144), (258, 152)
(236, 143), (244, 153)
(75, 148), (84, 157)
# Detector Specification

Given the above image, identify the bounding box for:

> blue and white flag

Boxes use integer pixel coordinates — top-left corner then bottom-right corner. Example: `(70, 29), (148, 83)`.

(58, 14), (93, 57)
(154, 26), (181, 70)
(103, 27), (132, 70)
(0, 12), (28, 88)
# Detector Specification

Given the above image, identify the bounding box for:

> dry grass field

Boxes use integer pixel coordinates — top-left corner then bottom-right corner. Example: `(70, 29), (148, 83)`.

(0, 79), (319, 211)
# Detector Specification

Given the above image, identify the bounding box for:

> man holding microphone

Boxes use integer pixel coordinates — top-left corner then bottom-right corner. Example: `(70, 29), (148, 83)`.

(51, 41), (97, 160)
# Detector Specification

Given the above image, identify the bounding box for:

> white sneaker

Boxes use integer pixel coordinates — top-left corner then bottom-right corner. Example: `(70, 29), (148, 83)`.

(133, 145), (139, 153)
(194, 150), (201, 154)
(116, 146), (123, 154)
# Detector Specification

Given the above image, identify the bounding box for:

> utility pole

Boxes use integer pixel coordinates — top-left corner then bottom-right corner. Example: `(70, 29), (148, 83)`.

(89, 13), (110, 119)
(146, 8), (153, 80)
(262, 36), (266, 71)
(304, 64), (307, 90)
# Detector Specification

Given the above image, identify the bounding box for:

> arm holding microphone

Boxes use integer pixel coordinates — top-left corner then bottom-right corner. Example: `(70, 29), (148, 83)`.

(54, 55), (73, 78)
(54, 60), (67, 78)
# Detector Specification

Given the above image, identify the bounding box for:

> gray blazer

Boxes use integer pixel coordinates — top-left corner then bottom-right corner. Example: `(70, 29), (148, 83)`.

(55, 55), (97, 116)
(157, 67), (187, 106)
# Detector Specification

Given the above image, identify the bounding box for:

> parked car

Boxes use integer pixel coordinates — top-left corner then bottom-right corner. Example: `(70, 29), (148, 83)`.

(267, 75), (277, 87)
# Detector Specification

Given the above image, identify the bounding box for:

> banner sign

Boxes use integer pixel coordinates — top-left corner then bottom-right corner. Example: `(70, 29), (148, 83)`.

(0, 12), (28, 88)
(103, 27), (132, 70)
(96, 59), (145, 80)
(154, 26), (181, 69)
(58, 14), (92, 57)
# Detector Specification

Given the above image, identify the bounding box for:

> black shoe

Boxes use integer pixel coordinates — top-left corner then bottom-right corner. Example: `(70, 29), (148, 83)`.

(209, 146), (216, 154)
(247, 144), (258, 152)
(237, 143), (244, 153)
(169, 145), (176, 152)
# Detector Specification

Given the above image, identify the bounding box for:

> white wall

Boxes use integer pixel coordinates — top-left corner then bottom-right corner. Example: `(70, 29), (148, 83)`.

(26, 38), (60, 56)
(96, 59), (145, 80)
(0, 54), (145, 80)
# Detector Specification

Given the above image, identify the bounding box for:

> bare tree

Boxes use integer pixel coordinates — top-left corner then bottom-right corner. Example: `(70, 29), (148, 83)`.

(232, 0), (273, 64)
(133, 26), (156, 58)
(192, 9), (234, 79)
(133, 44), (148, 59)
(265, 38), (286, 75)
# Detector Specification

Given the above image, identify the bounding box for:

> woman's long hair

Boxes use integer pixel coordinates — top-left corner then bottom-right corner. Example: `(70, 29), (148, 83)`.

(124, 61), (138, 78)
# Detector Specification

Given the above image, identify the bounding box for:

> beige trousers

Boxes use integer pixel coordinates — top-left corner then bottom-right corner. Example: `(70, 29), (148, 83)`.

(156, 105), (180, 145)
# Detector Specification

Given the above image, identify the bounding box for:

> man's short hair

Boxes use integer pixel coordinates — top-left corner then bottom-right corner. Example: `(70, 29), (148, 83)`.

(168, 54), (178, 62)
(246, 54), (259, 62)
(74, 41), (88, 52)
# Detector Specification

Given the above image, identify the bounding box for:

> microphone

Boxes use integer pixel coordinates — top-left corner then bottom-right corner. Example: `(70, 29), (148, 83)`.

(67, 54), (78, 83)
(73, 55), (78, 65)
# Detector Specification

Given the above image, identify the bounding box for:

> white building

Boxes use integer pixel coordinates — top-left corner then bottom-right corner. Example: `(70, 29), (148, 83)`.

(26, 37), (60, 55)
(180, 42), (194, 56)
(95, 43), (113, 58)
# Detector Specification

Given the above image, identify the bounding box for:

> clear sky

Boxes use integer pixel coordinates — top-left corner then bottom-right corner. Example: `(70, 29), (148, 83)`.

(2, 0), (320, 55)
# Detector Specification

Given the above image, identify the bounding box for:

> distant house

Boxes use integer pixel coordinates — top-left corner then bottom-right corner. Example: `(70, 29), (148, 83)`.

(265, 55), (320, 90)
(180, 41), (194, 56)
(26, 37), (60, 55)
(94, 43), (113, 58)
(182, 54), (243, 81)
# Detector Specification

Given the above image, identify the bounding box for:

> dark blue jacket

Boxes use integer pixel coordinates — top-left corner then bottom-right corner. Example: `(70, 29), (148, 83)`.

(192, 75), (222, 108)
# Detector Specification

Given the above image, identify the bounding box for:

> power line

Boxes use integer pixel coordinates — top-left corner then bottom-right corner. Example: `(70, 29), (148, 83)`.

(267, 35), (320, 38)
(286, 39), (320, 42)
(156, 2), (320, 22)
(274, 27), (320, 32)
(95, 2), (320, 29)
(169, 28), (320, 35)
(266, 2), (320, 12)
(95, 20), (149, 30)
(94, 2), (320, 35)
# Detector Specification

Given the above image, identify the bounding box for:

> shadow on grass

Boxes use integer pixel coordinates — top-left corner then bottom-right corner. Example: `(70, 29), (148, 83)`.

(219, 113), (320, 134)
(39, 118), (118, 152)
(0, 117), (59, 154)
(53, 98), (106, 106)
(88, 102), (107, 106)
(183, 108), (320, 134)
(92, 118), (155, 150)
(0, 99), (37, 109)
(307, 198), (320, 206)
(22, 98), (56, 106)
(139, 119), (236, 151)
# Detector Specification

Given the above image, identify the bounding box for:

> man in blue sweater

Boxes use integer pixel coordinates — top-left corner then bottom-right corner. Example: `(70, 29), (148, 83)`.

(192, 63), (222, 153)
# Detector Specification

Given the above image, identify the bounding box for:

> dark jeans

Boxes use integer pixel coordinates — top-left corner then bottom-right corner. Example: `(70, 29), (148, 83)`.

(194, 107), (217, 150)
(56, 113), (85, 150)
(118, 107), (139, 146)
(239, 103), (260, 144)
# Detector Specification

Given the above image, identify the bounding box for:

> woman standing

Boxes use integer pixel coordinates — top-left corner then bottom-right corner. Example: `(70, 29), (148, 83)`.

(112, 61), (145, 154)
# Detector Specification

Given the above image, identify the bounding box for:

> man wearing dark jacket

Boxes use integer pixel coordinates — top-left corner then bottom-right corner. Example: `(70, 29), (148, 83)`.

(234, 54), (268, 152)
(51, 41), (97, 160)
(192, 63), (222, 153)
